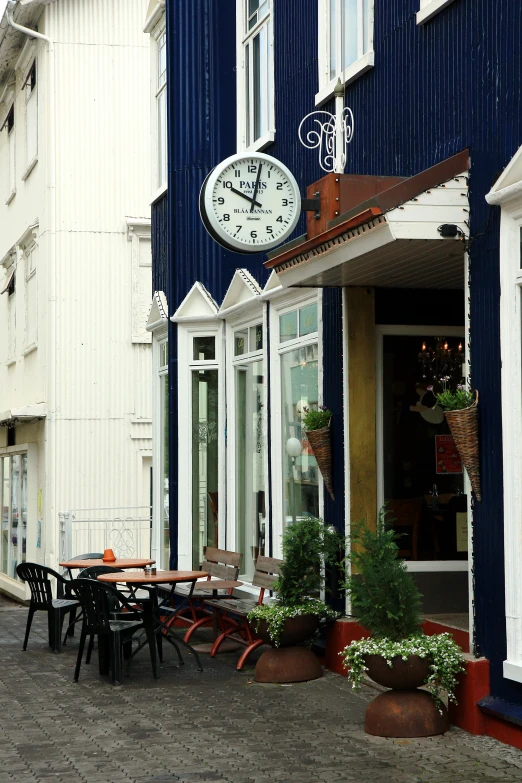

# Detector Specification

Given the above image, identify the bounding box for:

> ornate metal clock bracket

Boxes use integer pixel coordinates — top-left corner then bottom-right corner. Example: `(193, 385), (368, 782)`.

(298, 78), (354, 175)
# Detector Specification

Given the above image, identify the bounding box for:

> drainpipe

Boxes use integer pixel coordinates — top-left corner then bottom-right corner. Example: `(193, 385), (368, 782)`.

(6, 1), (57, 567)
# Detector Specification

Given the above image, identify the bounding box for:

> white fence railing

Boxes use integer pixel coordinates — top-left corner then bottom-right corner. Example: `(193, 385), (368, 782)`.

(59, 507), (152, 563)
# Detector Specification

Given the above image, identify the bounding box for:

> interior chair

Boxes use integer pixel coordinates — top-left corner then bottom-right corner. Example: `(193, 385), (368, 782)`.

(386, 498), (423, 561)
(70, 578), (158, 686)
(16, 562), (80, 653)
(159, 546), (242, 641)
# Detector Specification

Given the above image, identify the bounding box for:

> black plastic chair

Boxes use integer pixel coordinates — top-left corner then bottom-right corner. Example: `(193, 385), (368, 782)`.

(16, 563), (80, 653)
(62, 553), (104, 580)
(71, 578), (158, 686)
(62, 565), (121, 647)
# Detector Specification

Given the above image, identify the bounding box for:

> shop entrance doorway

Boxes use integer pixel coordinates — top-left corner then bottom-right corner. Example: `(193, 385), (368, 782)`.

(377, 326), (468, 577)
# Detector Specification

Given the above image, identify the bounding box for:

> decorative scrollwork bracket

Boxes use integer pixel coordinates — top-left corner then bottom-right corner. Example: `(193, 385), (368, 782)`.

(298, 79), (354, 174)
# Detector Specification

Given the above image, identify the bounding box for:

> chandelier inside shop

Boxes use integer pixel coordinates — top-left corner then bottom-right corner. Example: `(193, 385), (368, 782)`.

(418, 338), (465, 384)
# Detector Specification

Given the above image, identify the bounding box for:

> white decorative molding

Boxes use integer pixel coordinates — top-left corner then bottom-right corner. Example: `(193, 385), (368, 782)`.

(171, 282), (219, 323)
(143, 0), (166, 33)
(127, 218), (152, 344)
(219, 269), (261, 312)
(14, 38), (36, 80)
(146, 290), (169, 333)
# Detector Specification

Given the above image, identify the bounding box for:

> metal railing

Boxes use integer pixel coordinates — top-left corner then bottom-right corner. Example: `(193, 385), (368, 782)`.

(59, 506), (152, 563)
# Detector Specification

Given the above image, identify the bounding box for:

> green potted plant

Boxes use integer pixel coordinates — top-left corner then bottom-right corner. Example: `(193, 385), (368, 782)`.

(302, 406), (334, 501)
(248, 516), (341, 682)
(432, 379), (481, 500)
(340, 509), (464, 737)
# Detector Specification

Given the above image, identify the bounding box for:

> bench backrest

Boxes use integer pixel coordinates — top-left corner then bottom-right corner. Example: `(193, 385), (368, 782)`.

(201, 547), (242, 581)
(252, 555), (284, 604)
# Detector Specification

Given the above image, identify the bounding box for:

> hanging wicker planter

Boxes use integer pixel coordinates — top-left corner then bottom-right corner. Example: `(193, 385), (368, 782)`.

(306, 421), (335, 501)
(444, 391), (481, 501)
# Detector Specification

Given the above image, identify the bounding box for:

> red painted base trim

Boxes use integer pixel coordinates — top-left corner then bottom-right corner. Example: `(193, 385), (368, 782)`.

(482, 714), (522, 751)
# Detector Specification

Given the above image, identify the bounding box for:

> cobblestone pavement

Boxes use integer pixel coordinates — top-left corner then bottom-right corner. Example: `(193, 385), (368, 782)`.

(0, 597), (522, 783)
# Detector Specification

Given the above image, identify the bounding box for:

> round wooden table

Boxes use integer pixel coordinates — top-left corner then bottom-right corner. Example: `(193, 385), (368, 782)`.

(60, 558), (155, 570)
(98, 570), (209, 670)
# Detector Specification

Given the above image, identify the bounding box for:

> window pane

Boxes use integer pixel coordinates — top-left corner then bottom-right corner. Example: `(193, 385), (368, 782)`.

(236, 360), (265, 580)
(363, 0), (369, 53)
(245, 42), (250, 147)
(299, 303), (318, 336)
(281, 347), (320, 526)
(9, 125), (15, 195)
(250, 324), (263, 351)
(520, 227), (522, 269)
(21, 455), (27, 566)
(26, 88), (38, 164)
(160, 341), (168, 369)
(253, 32), (261, 141)
(192, 369), (219, 568)
(280, 311), (298, 343)
(193, 336), (216, 361)
(10, 455), (20, 579)
(248, 0), (259, 29)
(161, 374), (169, 570)
(235, 330), (248, 356)
(329, 0), (337, 80)
(343, 0), (359, 68)
(1, 458), (9, 575)
(157, 87), (167, 187)
(158, 34), (167, 89)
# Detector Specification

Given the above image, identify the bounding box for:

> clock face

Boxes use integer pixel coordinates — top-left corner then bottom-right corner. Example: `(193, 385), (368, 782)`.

(199, 152), (301, 253)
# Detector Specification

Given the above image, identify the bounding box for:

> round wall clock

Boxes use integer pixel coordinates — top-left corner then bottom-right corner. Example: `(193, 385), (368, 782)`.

(199, 151), (301, 254)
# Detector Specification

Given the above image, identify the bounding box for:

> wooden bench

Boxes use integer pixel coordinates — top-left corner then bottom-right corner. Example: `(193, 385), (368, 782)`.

(159, 547), (242, 635)
(203, 554), (284, 670)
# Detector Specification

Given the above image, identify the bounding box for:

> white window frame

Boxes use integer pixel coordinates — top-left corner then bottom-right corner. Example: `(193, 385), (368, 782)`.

(497, 197), (522, 684)
(6, 261), (16, 365)
(22, 240), (38, 355)
(236, 0), (275, 152)
(269, 290), (323, 559)
(0, 444), (37, 603)
(225, 306), (269, 582)
(6, 105), (16, 204)
(127, 219), (152, 344)
(417, 0), (457, 25)
(177, 321), (225, 570)
(151, 19), (167, 202)
(22, 60), (38, 180)
(316, 0), (375, 107)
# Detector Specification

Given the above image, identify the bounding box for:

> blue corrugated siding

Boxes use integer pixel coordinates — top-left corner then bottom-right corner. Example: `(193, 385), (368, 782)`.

(156, 0), (522, 704)
(151, 192), (169, 297)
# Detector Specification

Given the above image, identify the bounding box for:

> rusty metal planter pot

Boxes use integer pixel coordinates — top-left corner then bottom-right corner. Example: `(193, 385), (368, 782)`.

(253, 614), (322, 683)
(306, 424), (334, 501)
(364, 653), (449, 738)
(253, 613), (319, 647)
(444, 391), (481, 501)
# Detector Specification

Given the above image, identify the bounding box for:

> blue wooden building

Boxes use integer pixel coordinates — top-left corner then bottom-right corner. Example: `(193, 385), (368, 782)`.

(144, 0), (522, 740)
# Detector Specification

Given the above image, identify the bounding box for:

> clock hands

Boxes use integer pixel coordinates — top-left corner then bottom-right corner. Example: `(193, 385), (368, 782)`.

(250, 163), (263, 213)
(229, 186), (262, 208)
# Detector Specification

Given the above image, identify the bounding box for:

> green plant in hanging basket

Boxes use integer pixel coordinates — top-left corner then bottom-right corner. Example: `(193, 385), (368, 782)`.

(431, 379), (475, 411)
(302, 405), (332, 431)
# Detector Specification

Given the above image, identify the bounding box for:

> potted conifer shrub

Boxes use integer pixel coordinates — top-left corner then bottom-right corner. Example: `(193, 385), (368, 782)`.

(340, 509), (464, 738)
(248, 516), (341, 683)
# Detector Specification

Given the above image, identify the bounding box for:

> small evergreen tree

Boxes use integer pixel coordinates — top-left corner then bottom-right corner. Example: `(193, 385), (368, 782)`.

(344, 508), (422, 641)
(275, 517), (343, 606)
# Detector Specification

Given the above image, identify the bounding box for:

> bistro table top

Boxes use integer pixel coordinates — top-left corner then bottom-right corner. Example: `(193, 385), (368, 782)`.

(59, 557), (155, 569)
(97, 569), (208, 585)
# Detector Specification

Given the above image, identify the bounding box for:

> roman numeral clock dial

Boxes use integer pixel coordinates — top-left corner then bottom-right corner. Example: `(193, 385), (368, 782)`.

(199, 152), (301, 254)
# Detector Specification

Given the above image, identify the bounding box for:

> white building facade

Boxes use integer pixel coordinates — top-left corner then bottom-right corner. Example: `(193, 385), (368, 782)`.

(0, 0), (152, 600)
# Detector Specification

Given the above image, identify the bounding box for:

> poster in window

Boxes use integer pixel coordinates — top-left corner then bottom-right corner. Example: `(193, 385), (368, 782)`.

(435, 434), (462, 474)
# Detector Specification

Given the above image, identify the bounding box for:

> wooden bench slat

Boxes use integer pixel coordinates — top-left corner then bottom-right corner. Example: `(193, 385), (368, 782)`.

(255, 555), (284, 574)
(252, 572), (279, 589)
(203, 547), (243, 569)
(200, 562), (238, 581)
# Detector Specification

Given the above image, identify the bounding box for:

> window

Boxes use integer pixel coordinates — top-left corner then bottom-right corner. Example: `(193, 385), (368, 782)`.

(1, 453), (27, 580)
(317, 0), (374, 104)
(279, 303), (320, 527)
(190, 334), (219, 569)
(155, 29), (167, 190)
(159, 339), (169, 569)
(23, 60), (37, 175)
(233, 322), (266, 581)
(24, 242), (37, 351)
(238, 0), (274, 151)
(417, 0), (457, 25)
(5, 105), (15, 201)
(7, 269), (16, 361)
